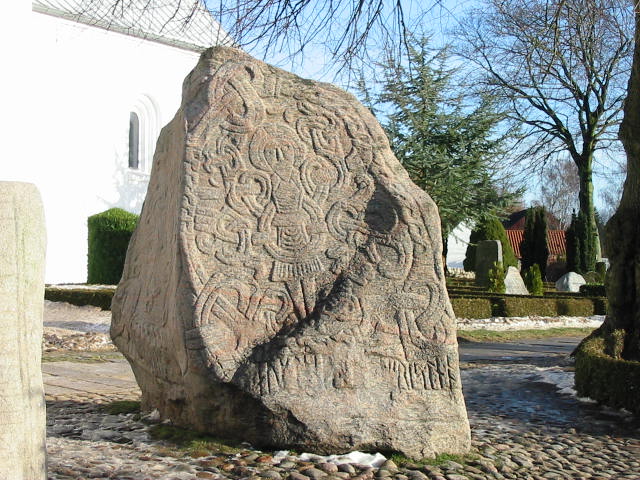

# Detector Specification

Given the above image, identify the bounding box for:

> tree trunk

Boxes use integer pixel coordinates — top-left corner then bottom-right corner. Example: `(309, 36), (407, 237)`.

(576, 156), (601, 266)
(601, 7), (640, 361)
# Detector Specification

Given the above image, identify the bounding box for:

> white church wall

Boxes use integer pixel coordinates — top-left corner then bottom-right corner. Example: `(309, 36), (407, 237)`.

(446, 223), (472, 269)
(4, 11), (203, 283)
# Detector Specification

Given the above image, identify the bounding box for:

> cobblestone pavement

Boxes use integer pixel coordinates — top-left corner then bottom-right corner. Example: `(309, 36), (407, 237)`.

(43, 302), (640, 480)
(44, 353), (640, 480)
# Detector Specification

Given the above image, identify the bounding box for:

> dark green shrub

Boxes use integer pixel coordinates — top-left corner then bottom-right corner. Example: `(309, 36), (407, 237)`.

(45, 286), (115, 310)
(595, 261), (607, 283)
(487, 261), (506, 294)
(521, 207), (549, 278)
(498, 297), (557, 317)
(566, 211), (597, 274)
(574, 335), (640, 414)
(556, 298), (594, 316)
(87, 208), (138, 284)
(463, 217), (518, 271)
(450, 297), (493, 319)
(523, 264), (544, 296)
(579, 284), (606, 297)
(592, 297), (608, 315)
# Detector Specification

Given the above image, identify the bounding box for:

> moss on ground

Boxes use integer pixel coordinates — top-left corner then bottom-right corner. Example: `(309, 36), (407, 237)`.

(148, 424), (243, 457)
(390, 451), (479, 467)
(103, 400), (141, 415)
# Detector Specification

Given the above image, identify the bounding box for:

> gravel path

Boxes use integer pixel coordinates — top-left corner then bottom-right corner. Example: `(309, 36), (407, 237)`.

(43, 301), (640, 480)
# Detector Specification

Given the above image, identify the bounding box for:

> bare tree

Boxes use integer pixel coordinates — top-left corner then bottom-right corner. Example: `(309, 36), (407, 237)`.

(538, 157), (580, 229)
(76, 0), (452, 75)
(455, 0), (634, 264)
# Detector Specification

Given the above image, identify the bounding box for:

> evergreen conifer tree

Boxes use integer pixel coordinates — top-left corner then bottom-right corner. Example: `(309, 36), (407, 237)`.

(566, 211), (596, 274)
(521, 206), (549, 278)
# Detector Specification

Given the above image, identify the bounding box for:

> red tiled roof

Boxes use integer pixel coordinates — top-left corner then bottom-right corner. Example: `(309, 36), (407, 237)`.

(506, 230), (566, 259)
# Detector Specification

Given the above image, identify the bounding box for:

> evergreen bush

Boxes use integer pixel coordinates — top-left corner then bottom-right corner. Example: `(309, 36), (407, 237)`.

(524, 264), (544, 296)
(87, 208), (138, 285)
(463, 217), (517, 271)
(521, 207), (549, 278)
(566, 211), (597, 274)
(487, 261), (506, 294)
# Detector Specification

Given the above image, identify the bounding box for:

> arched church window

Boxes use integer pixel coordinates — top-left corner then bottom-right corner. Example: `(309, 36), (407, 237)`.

(128, 95), (161, 173)
(128, 112), (140, 169)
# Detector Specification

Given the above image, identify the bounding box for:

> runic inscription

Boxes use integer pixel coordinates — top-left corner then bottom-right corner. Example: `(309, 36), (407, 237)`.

(111, 46), (470, 459)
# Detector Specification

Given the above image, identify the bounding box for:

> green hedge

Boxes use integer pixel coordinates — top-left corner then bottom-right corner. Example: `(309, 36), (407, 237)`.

(451, 296), (601, 317)
(45, 286), (115, 310)
(579, 284), (606, 297)
(450, 297), (493, 319)
(87, 208), (138, 284)
(575, 335), (640, 415)
(497, 297), (557, 317)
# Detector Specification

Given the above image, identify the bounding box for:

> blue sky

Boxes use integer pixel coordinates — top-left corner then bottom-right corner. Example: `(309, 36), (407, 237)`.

(204, 0), (627, 216)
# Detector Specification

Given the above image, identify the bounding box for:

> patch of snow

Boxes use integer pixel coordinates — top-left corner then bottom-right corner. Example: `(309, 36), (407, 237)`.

(457, 315), (604, 331)
(275, 451), (387, 467)
(533, 367), (598, 404)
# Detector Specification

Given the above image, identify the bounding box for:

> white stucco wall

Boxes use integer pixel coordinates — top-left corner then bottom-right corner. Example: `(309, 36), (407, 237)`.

(3, 11), (204, 283)
(446, 223), (472, 269)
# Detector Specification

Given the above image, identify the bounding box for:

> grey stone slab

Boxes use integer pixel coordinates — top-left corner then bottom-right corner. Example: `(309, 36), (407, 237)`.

(0, 182), (47, 480)
(504, 266), (529, 295)
(475, 240), (502, 287)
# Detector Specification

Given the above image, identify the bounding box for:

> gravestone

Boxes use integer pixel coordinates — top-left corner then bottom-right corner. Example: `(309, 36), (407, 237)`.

(504, 266), (528, 295)
(583, 271), (600, 284)
(0, 182), (47, 480)
(112, 46), (470, 459)
(556, 272), (586, 293)
(475, 240), (502, 287)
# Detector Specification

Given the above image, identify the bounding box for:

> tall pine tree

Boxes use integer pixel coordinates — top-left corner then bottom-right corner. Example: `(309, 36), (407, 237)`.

(361, 37), (518, 253)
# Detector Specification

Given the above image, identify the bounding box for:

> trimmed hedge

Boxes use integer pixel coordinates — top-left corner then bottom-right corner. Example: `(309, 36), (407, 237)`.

(580, 284), (606, 297)
(497, 297), (557, 317)
(45, 286), (115, 310)
(450, 297), (493, 319)
(450, 295), (601, 317)
(87, 208), (138, 285)
(574, 335), (640, 414)
(555, 298), (595, 316)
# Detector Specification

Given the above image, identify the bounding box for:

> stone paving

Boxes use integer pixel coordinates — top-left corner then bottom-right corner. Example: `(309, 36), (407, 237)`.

(44, 352), (640, 480)
(42, 302), (640, 480)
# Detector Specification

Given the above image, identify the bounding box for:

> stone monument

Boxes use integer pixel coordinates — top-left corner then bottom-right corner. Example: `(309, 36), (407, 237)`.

(0, 182), (47, 480)
(475, 240), (502, 288)
(556, 272), (586, 293)
(504, 266), (528, 295)
(112, 47), (470, 458)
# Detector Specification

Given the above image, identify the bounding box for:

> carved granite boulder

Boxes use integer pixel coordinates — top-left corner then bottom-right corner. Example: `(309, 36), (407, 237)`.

(112, 46), (470, 459)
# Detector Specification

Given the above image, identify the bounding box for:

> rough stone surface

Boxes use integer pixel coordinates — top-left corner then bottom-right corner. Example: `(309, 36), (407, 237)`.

(111, 46), (470, 458)
(504, 266), (528, 295)
(555, 272), (586, 293)
(0, 182), (47, 480)
(474, 240), (502, 287)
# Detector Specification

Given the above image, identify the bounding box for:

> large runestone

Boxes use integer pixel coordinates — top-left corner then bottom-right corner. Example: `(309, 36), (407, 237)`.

(112, 47), (470, 459)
